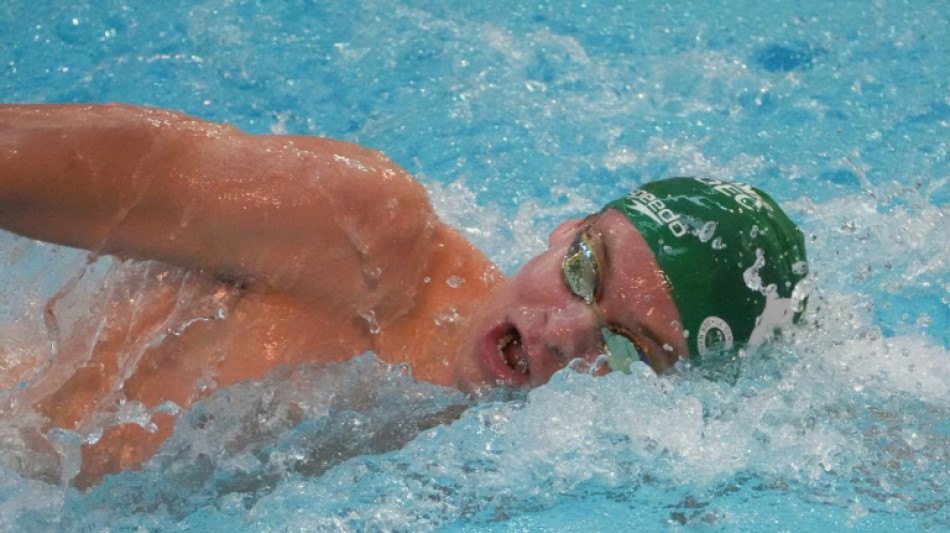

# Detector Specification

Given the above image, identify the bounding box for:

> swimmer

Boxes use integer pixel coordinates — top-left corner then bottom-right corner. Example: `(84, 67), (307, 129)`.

(0, 103), (808, 487)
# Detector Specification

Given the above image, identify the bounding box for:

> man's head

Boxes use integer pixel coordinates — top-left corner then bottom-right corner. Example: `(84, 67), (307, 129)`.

(455, 177), (808, 389)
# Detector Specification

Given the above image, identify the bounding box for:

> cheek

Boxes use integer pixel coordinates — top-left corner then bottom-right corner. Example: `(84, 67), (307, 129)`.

(538, 306), (602, 350)
(609, 265), (656, 294)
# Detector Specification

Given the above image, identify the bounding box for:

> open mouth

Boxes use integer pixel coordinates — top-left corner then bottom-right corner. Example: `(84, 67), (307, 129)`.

(497, 327), (529, 376)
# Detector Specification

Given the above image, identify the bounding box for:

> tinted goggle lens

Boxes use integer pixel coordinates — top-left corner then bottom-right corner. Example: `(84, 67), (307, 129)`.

(561, 232), (599, 304)
(602, 327), (648, 372)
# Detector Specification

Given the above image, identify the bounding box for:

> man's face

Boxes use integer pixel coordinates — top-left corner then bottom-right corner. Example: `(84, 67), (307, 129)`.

(454, 208), (688, 391)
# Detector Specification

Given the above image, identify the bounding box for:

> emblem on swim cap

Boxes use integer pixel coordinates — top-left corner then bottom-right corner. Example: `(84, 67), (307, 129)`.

(696, 316), (734, 357)
(605, 177), (808, 364)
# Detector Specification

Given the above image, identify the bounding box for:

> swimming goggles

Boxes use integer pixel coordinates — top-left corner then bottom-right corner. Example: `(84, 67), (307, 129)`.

(561, 222), (649, 372)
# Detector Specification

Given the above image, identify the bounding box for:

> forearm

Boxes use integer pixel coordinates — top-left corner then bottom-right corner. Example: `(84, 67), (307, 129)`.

(0, 104), (225, 252)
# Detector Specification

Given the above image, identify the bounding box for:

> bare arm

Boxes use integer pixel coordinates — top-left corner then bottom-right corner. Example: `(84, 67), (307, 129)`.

(0, 104), (436, 313)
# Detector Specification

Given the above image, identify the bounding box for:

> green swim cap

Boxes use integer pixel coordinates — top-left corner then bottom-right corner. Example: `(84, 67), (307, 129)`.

(605, 177), (808, 363)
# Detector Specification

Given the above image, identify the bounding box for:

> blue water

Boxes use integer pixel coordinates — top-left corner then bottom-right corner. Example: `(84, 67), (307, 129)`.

(2, 0), (949, 530)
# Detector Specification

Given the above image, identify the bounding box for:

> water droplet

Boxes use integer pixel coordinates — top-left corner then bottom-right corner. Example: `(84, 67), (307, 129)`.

(364, 266), (382, 281)
(359, 309), (381, 335)
(792, 261), (809, 276)
(447, 275), (464, 288)
(86, 427), (103, 445)
(697, 221), (717, 243)
(711, 237), (726, 250)
(750, 224), (759, 238)
(434, 307), (461, 326)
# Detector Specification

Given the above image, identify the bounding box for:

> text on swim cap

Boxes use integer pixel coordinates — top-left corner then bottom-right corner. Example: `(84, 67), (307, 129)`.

(622, 190), (689, 237)
(694, 177), (774, 212)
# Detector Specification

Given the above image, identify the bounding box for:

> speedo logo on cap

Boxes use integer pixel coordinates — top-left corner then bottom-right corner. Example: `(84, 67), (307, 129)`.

(695, 177), (774, 213)
(621, 189), (689, 237)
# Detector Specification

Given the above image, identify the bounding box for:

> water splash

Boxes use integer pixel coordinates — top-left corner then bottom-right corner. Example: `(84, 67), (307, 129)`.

(742, 248), (767, 294)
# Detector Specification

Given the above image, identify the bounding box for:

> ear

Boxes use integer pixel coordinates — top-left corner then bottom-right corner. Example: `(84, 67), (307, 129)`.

(548, 217), (584, 247)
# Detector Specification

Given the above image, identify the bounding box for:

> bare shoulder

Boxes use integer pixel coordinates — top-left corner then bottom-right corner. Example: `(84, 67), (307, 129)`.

(150, 121), (441, 316)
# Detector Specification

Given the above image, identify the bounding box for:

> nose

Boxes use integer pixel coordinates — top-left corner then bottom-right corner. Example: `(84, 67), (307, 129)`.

(530, 301), (606, 382)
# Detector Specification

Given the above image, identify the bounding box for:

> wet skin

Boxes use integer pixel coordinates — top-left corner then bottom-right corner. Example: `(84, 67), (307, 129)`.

(0, 104), (686, 487)
(453, 208), (688, 391)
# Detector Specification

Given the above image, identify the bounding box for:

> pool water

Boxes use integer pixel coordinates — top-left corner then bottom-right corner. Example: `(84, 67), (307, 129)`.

(2, 0), (949, 530)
